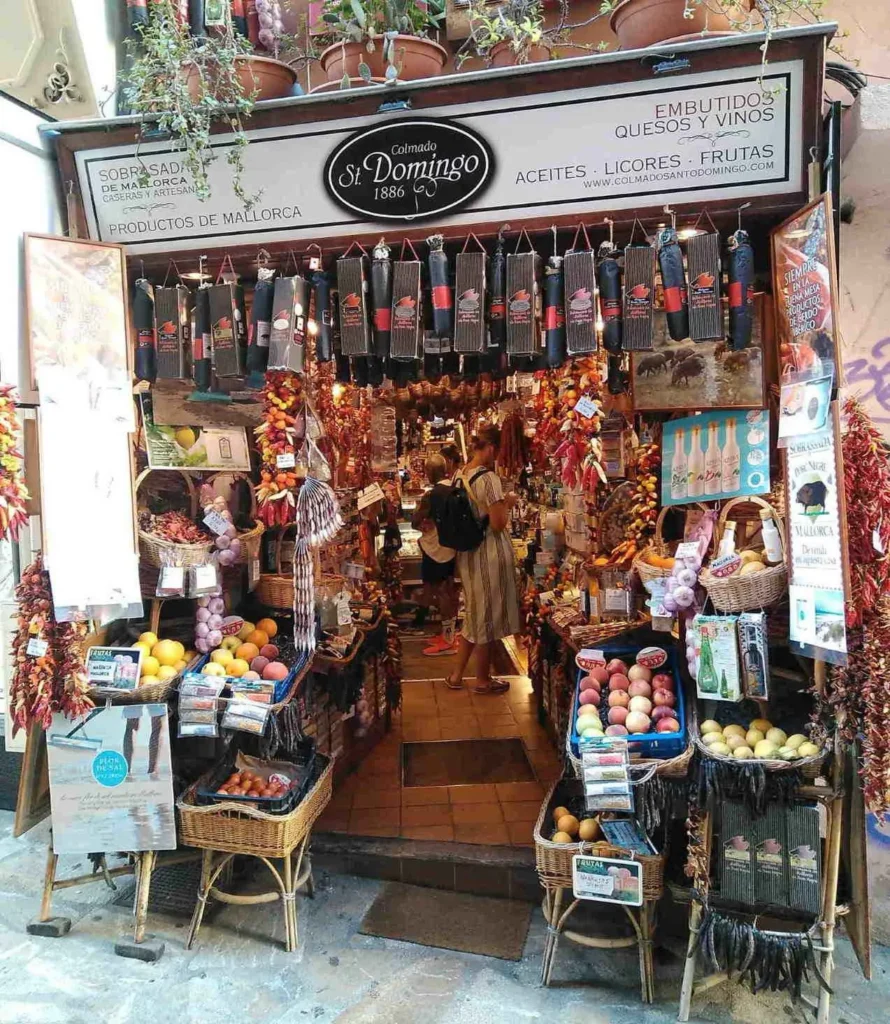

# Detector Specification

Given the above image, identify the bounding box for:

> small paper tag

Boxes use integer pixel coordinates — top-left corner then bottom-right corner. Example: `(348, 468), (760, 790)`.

(357, 482), (385, 510)
(203, 510), (230, 536)
(574, 395), (598, 419)
(345, 562), (366, 580)
(711, 553), (742, 578)
(873, 527), (885, 555)
(159, 566), (185, 592)
(194, 564), (218, 590)
(576, 648), (606, 671)
(248, 557), (260, 590)
(674, 541), (701, 561)
(604, 588), (631, 613)
(26, 638), (48, 657)
(276, 452), (296, 469)
(336, 593), (352, 626)
(506, 374), (518, 393)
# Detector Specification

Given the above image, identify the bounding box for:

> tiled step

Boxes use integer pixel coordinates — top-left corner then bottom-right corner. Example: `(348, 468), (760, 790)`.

(311, 832), (543, 902)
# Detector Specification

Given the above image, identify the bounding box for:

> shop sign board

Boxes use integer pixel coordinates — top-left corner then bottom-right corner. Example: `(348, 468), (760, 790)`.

(572, 854), (643, 906)
(784, 403), (849, 664)
(74, 61), (804, 254)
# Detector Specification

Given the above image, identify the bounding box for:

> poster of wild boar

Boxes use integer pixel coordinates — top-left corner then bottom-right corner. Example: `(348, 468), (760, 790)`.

(630, 297), (766, 412)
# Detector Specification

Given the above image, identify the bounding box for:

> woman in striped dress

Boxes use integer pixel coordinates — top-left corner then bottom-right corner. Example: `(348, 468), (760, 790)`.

(446, 426), (521, 695)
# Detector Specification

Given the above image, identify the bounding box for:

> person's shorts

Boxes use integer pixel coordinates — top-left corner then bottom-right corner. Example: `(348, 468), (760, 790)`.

(421, 552), (455, 585)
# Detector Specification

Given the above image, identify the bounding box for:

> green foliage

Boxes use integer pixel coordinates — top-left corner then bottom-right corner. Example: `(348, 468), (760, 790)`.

(120, 0), (261, 208)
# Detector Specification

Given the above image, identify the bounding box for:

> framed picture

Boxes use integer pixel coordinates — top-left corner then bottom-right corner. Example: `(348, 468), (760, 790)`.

(630, 296), (768, 412)
(771, 193), (842, 385)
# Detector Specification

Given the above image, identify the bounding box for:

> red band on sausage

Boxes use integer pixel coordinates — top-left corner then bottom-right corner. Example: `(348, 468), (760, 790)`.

(663, 286), (687, 314)
(374, 308), (392, 331)
(432, 285), (452, 310)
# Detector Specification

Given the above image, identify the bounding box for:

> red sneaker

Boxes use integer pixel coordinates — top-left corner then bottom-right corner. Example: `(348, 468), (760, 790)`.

(422, 636), (454, 657)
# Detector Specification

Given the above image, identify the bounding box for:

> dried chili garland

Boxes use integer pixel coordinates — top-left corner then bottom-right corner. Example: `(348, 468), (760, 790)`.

(255, 370), (303, 526)
(0, 386), (29, 541)
(11, 556), (92, 734)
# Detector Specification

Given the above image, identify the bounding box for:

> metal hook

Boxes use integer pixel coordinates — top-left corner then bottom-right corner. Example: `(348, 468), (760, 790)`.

(498, 223), (510, 243)
(737, 202), (751, 231)
(139, 259), (146, 280)
(198, 254), (208, 285)
(256, 248), (271, 268)
(604, 217), (614, 245)
(551, 225), (558, 257)
(663, 205), (677, 230)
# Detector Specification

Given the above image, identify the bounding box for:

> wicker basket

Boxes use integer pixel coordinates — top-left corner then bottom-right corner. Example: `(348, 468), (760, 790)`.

(85, 652), (202, 706)
(205, 471), (265, 565)
(699, 496), (787, 613)
(693, 729), (828, 779)
(136, 469), (214, 569)
(566, 614), (652, 649)
(633, 504), (713, 586)
(566, 731), (694, 781)
(534, 779), (664, 899)
(177, 752), (333, 858)
(255, 524), (297, 610)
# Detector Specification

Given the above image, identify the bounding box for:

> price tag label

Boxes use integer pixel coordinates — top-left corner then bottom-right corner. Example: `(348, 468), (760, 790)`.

(276, 452), (296, 469)
(506, 374), (518, 393)
(26, 638), (48, 657)
(202, 510), (230, 536)
(193, 564), (218, 591)
(345, 562), (366, 581)
(604, 588), (631, 613)
(248, 557), (260, 591)
(576, 870), (614, 897)
(674, 541), (701, 562)
(357, 482), (385, 510)
(159, 566), (185, 592)
(874, 527), (885, 555)
(574, 395), (598, 419)
(336, 594), (353, 626)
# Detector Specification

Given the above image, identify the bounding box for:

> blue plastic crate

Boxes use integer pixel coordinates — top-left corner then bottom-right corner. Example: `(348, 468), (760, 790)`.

(179, 653), (307, 706)
(570, 645), (686, 760)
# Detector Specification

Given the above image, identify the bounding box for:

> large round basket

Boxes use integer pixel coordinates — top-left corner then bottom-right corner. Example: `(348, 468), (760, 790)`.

(633, 504), (713, 586)
(562, 614), (652, 650)
(534, 779), (664, 899)
(255, 524), (296, 610)
(205, 470), (264, 566)
(693, 728), (828, 779)
(178, 752), (333, 859)
(699, 496), (787, 613)
(136, 469), (214, 569)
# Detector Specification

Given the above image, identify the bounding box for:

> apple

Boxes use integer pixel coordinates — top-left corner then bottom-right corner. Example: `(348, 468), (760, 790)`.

(625, 711), (651, 735)
(580, 676), (601, 693)
(652, 706), (677, 721)
(652, 673), (674, 691)
(579, 689), (601, 707)
(590, 667), (610, 685)
(653, 689), (676, 708)
(605, 724), (628, 737)
(628, 695), (652, 716)
(656, 717), (681, 733)
(627, 664), (652, 683)
(628, 680), (652, 699)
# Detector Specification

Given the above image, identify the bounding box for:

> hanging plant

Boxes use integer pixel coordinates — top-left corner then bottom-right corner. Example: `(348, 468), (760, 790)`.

(120, 0), (261, 208)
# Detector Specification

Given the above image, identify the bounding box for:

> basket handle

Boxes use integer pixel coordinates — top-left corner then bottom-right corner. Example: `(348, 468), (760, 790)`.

(717, 495), (786, 557)
(274, 523), (299, 576)
(134, 468), (199, 517)
(205, 470), (259, 519)
(652, 502), (711, 555)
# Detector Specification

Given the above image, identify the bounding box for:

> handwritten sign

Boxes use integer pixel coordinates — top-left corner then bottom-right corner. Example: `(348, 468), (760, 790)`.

(357, 483), (385, 510)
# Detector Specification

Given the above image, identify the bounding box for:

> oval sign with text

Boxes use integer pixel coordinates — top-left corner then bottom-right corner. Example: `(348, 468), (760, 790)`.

(324, 118), (494, 222)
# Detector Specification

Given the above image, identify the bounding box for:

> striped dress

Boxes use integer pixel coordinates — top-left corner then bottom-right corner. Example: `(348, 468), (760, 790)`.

(456, 468), (521, 645)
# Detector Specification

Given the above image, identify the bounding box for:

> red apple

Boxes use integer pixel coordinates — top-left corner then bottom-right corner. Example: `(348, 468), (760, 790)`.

(579, 689), (600, 707)
(608, 706), (628, 726)
(651, 706), (678, 721)
(653, 689), (676, 708)
(652, 673), (674, 691)
(627, 664), (652, 683)
(628, 695), (652, 716)
(606, 659), (628, 676)
(608, 690), (630, 708)
(609, 674), (630, 692)
(625, 710), (651, 735)
(655, 717), (681, 733)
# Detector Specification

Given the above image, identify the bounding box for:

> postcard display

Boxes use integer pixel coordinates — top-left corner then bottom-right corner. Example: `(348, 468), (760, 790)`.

(27, 27), (867, 1010)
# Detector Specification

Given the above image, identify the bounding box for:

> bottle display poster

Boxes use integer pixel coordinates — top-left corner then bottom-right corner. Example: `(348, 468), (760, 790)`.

(784, 404), (849, 663)
(661, 410), (770, 508)
(47, 704), (176, 855)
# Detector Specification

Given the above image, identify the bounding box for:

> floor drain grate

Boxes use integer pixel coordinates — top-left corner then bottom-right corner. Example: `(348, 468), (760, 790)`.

(111, 859), (207, 918)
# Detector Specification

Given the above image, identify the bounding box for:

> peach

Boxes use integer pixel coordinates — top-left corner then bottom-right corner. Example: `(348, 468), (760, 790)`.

(579, 689), (601, 707)
(609, 674), (630, 692)
(608, 690), (630, 709)
(607, 706), (628, 726)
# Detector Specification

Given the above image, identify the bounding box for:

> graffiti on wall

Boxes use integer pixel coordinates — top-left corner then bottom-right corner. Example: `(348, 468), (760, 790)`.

(846, 336), (890, 425)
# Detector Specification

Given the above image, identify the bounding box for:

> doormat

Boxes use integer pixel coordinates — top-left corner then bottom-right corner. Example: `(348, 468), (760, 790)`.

(111, 858), (210, 918)
(402, 738), (535, 787)
(360, 882), (532, 960)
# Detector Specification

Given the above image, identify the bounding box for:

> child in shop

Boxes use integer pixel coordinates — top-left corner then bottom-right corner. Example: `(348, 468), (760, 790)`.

(411, 454), (458, 656)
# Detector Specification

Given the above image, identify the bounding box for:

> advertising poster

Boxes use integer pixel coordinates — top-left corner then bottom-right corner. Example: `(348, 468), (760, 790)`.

(85, 646), (142, 691)
(141, 395), (250, 470)
(572, 855), (643, 906)
(661, 410), (770, 507)
(778, 373), (832, 444)
(771, 194), (841, 384)
(784, 406), (848, 662)
(47, 704), (176, 855)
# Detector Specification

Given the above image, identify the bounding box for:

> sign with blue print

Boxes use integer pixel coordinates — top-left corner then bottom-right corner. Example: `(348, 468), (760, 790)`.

(661, 409), (770, 507)
(91, 750), (128, 787)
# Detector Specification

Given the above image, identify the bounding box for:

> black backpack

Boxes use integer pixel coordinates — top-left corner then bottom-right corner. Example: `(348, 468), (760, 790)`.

(432, 468), (491, 553)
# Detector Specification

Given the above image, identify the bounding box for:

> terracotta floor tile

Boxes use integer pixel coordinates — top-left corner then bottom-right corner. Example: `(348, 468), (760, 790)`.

(401, 804), (452, 828)
(448, 784), (498, 804)
(402, 722), (442, 742)
(316, 809), (351, 832)
(434, 693), (472, 710)
(402, 681), (435, 697)
(454, 823), (509, 845)
(519, 729), (552, 750)
(452, 802), (503, 824)
(496, 781), (545, 802)
(500, 800), (542, 823)
(348, 806), (400, 833)
(439, 723), (482, 740)
(437, 714), (480, 730)
(479, 723), (522, 739)
(401, 785), (450, 807)
(507, 821), (536, 846)
(351, 787), (402, 810)
(401, 825), (455, 841)
(472, 698), (513, 717)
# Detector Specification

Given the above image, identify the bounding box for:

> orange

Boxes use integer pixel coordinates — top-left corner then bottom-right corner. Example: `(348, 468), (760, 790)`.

(228, 659), (250, 678)
(245, 629), (269, 649)
(235, 642), (260, 663)
(256, 618), (278, 639)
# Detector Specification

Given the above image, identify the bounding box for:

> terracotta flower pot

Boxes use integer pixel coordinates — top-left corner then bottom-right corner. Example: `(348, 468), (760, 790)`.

(609, 0), (733, 51)
(319, 36), (447, 84)
(185, 55), (298, 102)
(310, 76), (388, 94)
(489, 40), (552, 67)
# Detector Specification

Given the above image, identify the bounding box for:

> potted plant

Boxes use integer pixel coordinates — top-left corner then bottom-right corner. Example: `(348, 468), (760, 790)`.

(608, 0), (824, 52)
(457, 0), (611, 68)
(316, 0), (448, 87)
(121, 1), (298, 207)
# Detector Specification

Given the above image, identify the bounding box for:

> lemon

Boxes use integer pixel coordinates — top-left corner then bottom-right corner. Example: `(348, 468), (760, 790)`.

(766, 728), (787, 747)
(700, 720), (722, 735)
(798, 741), (821, 758)
(152, 639), (181, 668)
(228, 658), (250, 678)
(140, 675), (160, 687)
(171, 640), (185, 661)
(141, 656), (160, 678)
(749, 718), (772, 734)
(733, 746), (755, 759)
(754, 740), (779, 759)
(202, 663), (226, 677)
(785, 734), (807, 750)
(746, 729), (765, 747)
(723, 725), (746, 739)
(156, 665), (178, 682)
(726, 735), (748, 751)
(211, 649), (234, 667)
(132, 641), (152, 658)
(702, 732), (725, 747)
(709, 742), (732, 756)
(138, 632), (158, 648)
(174, 427), (196, 449)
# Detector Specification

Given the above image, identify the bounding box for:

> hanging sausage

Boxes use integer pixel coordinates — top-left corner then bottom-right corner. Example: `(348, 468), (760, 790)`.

(247, 264), (275, 375)
(543, 227), (566, 368)
(453, 234), (487, 355)
(390, 240), (423, 363)
(686, 213), (723, 342)
(154, 265), (192, 379)
(309, 249), (333, 364)
(597, 226), (623, 355)
(426, 234), (453, 341)
(657, 224), (689, 343)
(506, 229), (541, 358)
(727, 227), (755, 350)
(132, 277), (156, 383)
(193, 284), (212, 392)
(623, 220), (656, 351)
(563, 224), (597, 356)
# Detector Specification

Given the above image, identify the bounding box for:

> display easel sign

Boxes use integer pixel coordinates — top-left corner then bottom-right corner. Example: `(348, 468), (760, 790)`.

(47, 704), (176, 855)
(572, 855), (643, 906)
(85, 646), (143, 691)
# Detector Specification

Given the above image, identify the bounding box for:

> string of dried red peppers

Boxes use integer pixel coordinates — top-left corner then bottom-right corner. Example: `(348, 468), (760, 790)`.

(11, 556), (92, 734)
(255, 371), (303, 526)
(0, 386), (29, 541)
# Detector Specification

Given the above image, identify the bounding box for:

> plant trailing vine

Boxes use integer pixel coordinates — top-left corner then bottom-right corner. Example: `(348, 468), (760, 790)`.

(120, 0), (261, 208)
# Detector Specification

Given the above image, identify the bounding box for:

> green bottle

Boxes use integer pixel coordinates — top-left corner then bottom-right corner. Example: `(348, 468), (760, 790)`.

(719, 669), (730, 700)
(698, 630), (719, 695)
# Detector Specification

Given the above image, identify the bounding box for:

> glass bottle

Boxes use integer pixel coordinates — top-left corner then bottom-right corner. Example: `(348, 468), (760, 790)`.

(719, 668), (731, 700)
(671, 427), (688, 501)
(704, 420), (721, 496)
(760, 509), (784, 564)
(688, 424), (704, 498)
(718, 521), (737, 559)
(697, 629), (719, 694)
(721, 416), (741, 494)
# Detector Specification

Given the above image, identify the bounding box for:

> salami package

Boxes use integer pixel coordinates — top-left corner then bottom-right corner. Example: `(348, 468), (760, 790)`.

(727, 228), (755, 350)
(336, 246), (371, 356)
(390, 240), (423, 362)
(506, 230), (541, 357)
(563, 225), (597, 356)
(453, 234), (487, 354)
(623, 230), (655, 350)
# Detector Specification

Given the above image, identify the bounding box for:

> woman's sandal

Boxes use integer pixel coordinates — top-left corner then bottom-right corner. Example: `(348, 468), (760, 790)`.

(472, 677), (510, 695)
(445, 675), (464, 690)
